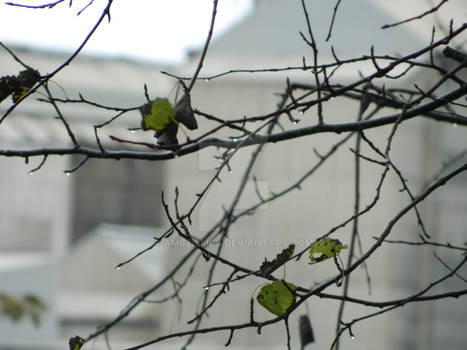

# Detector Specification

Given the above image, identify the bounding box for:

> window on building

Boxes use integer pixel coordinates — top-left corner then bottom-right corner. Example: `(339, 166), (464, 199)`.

(70, 155), (164, 242)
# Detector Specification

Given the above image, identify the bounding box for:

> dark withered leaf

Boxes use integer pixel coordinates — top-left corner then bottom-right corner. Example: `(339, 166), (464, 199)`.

(260, 243), (295, 275)
(68, 336), (85, 350)
(0, 76), (16, 103)
(175, 93), (197, 130)
(299, 314), (315, 349)
(154, 121), (179, 146)
(0, 68), (40, 103)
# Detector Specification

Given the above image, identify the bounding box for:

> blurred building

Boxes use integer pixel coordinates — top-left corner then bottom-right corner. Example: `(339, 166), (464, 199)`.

(0, 44), (175, 348)
(0, 1), (466, 349)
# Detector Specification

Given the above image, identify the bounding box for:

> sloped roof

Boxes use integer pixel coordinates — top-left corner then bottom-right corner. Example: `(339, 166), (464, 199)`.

(180, 0), (466, 80)
(208, 0), (427, 58)
(62, 223), (167, 292)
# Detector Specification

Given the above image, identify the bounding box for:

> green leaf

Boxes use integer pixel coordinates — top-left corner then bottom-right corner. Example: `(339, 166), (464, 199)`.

(23, 294), (47, 311)
(0, 293), (47, 326)
(0, 294), (24, 322)
(30, 311), (41, 328)
(140, 98), (176, 131)
(23, 294), (47, 328)
(309, 237), (347, 263)
(256, 280), (296, 316)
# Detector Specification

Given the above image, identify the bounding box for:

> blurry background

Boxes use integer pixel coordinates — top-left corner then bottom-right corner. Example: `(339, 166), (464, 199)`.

(0, 0), (252, 63)
(0, 0), (466, 349)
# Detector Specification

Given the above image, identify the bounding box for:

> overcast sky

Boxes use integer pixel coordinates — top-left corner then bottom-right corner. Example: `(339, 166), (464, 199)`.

(0, 0), (251, 63)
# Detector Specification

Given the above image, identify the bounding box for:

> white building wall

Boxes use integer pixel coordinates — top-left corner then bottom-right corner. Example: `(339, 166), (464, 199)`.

(161, 71), (466, 349)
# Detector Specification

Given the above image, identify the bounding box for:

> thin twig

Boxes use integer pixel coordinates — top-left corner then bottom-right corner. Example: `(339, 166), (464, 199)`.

(382, 0), (450, 29)
(187, 0), (218, 92)
(1, 0), (114, 124)
(326, 0), (343, 41)
(6, 0), (65, 9)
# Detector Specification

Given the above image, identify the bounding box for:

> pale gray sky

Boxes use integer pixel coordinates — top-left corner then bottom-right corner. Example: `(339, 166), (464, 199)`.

(0, 0), (251, 63)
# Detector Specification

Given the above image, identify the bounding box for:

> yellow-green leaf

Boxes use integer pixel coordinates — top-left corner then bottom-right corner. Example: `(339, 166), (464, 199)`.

(0, 293), (47, 326)
(0, 294), (23, 321)
(23, 294), (47, 311)
(141, 98), (176, 131)
(256, 280), (296, 316)
(309, 237), (347, 263)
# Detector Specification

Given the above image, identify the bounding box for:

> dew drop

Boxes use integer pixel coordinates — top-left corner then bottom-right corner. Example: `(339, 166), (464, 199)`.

(204, 78), (210, 82)
(203, 286), (209, 291)
(228, 169), (233, 174)
(292, 121), (298, 125)
(174, 154), (179, 158)
(350, 335), (355, 340)
(64, 171), (72, 176)
(115, 265), (121, 270)
(452, 123), (458, 128)
(130, 129), (137, 134)
(299, 111), (304, 115)
(28, 171), (35, 176)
